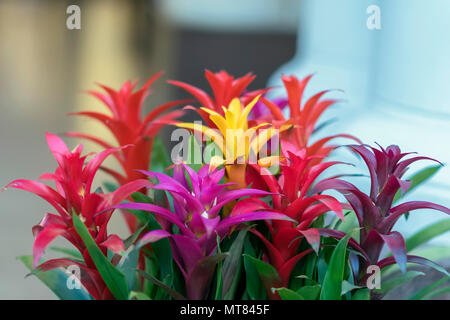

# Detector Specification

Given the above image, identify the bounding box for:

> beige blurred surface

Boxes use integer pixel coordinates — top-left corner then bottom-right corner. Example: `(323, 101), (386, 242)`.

(0, 0), (171, 299)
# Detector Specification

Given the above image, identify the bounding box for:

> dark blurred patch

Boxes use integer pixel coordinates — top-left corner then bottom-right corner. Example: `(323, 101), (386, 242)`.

(161, 29), (296, 149)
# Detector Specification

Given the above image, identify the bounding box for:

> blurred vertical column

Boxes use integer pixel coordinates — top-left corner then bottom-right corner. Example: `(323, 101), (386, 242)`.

(157, 0), (298, 33)
(268, 0), (375, 112)
(156, 0), (299, 88)
(73, 0), (139, 145)
(0, 0), (76, 299)
(71, 0), (147, 239)
(72, 0), (177, 238)
(345, 0), (450, 243)
(266, 0), (376, 203)
(155, 0), (298, 149)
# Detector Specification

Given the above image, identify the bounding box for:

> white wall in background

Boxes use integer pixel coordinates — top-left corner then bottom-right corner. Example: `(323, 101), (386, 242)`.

(269, 0), (450, 245)
(269, 0), (376, 109)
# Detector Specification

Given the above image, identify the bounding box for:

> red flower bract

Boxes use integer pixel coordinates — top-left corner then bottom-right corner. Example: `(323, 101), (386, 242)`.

(257, 74), (360, 165)
(168, 69), (266, 129)
(4, 133), (152, 299)
(246, 142), (345, 298)
(67, 72), (189, 232)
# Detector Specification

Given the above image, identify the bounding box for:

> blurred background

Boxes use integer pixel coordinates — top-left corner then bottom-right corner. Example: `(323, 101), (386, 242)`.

(0, 0), (448, 299)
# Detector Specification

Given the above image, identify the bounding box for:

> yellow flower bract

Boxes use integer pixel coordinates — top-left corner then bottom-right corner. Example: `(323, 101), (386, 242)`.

(176, 96), (289, 170)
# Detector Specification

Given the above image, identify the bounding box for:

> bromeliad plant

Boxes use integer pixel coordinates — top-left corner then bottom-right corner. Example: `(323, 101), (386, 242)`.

(112, 163), (293, 299)
(3, 71), (450, 300)
(257, 74), (361, 166)
(168, 69), (266, 128)
(310, 144), (450, 284)
(67, 72), (189, 232)
(3, 133), (154, 299)
(243, 141), (345, 298)
(175, 96), (287, 189)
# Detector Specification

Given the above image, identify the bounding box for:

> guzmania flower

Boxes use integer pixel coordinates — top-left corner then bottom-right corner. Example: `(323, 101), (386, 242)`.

(3, 133), (152, 299)
(113, 163), (293, 299)
(67, 72), (189, 232)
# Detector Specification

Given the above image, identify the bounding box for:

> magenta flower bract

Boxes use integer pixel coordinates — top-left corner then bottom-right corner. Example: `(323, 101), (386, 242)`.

(312, 144), (450, 281)
(249, 97), (288, 120)
(113, 163), (293, 299)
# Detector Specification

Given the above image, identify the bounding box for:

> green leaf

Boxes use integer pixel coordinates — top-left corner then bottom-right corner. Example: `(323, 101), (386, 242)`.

(130, 193), (154, 224)
(275, 287), (305, 300)
(49, 246), (83, 260)
(186, 134), (203, 172)
(145, 214), (173, 285)
(72, 213), (129, 299)
(113, 224), (149, 291)
(243, 254), (282, 295)
(222, 228), (249, 299)
(406, 219), (450, 252)
(317, 258), (328, 285)
(150, 136), (172, 173)
(103, 182), (119, 193)
(351, 288), (370, 300)
(123, 224), (149, 249)
(214, 234), (223, 300)
(18, 255), (92, 300)
(128, 291), (151, 300)
(296, 285), (321, 300)
(143, 256), (157, 297)
(137, 269), (186, 300)
(374, 271), (425, 295)
(320, 231), (356, 300)
(243, 239), (266, 299)
(302, 254), (318, 286)
(408, 277), (450, 300)
(155, 275), (172, 299)
(337, 211), (359, 236)
(117, 246), (140, 291)
(123, 208), (151, 226)
(409, 245), (450, 262)
(312, 214), (326, 229)
(393, 165), (442, 203)
(422, 285), (450, 300)
(130, 192), (175, 288)
(295, 274), (318, 285)
(341, 280), (363, 295)
(203, 137), (222, 167)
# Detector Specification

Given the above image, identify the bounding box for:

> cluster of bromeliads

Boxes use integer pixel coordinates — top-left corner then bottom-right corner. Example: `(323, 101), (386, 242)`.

(4, 70), (450, 300)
